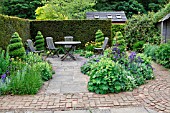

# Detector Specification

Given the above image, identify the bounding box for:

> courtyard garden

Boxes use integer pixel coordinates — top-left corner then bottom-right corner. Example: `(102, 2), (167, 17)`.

(0, 0), (170, 112)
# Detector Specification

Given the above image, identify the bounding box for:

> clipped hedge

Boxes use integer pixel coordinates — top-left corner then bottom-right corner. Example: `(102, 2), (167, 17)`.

(0, 14), (30, 49)
(30, 20), (112, 47)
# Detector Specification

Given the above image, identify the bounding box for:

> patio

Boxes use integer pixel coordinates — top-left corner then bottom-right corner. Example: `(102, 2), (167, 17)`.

(0, 55), (169, 113)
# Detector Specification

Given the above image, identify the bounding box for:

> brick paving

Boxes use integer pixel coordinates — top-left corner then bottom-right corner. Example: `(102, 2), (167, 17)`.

(0, 55), (169, 113)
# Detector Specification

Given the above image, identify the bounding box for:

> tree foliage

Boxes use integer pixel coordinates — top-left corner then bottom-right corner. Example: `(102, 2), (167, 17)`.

(35, 0), (96, 20)
(94, 0), (146, 18)
(2, 0), (44, 19)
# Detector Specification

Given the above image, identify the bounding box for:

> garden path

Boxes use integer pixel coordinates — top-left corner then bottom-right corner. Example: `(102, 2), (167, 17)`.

(0, 55), (169, 113)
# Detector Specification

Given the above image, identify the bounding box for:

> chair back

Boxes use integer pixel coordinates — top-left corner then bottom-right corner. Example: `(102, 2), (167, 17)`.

(64, 36), (73, 48)
(102, 37), (109, 50)
(46, 37), (55, 49)
(27, 39), (35, 52)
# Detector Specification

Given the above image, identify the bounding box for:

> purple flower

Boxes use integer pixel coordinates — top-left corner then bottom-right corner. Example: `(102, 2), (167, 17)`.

(1, 73), (6, 83)
(96, 59), (100, 62)
(129, 52), (136, 62)
(113, 47), (117, 51)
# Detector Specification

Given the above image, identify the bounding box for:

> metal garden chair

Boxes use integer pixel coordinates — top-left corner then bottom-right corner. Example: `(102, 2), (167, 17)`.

(94, 37), (109, 55)
(46, 37), (60, 57)
(27, 39), (44, 54)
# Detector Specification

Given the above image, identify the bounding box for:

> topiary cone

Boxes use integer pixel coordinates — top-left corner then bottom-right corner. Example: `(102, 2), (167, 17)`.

(8, 32), (25, 58)
(35, 31), (44, 51)
(95, 29), (104, 47)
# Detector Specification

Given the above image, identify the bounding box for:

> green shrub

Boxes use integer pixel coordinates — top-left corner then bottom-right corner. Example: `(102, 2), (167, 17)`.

(143, 44), (159, 61)
(113, 31), (126, 52)
(87, 57), (136, 94)
(132, 41), (145, 53)
(125, 13), (161, 50)
(156, 42), (170, 68)
(81, 47), (154, 94)
(9, 65), (43, 95)
(0, 48), (10, 75)
(8, 32), (26, 58)
(35, 31), (44, 51)
(33, 62), (53, 81)
(0, 14), (30, 50)
(112, 24), (125, 39)
(95, 30), (104, 47)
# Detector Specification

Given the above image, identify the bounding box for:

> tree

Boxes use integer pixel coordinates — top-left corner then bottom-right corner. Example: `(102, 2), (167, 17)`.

(2, 0), (44, 19)
(35, 0), (96, 20)
(93, 0), (146, 18)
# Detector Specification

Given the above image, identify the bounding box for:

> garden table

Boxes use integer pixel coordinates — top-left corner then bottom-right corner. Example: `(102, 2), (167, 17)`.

(55, 41), (81, 61)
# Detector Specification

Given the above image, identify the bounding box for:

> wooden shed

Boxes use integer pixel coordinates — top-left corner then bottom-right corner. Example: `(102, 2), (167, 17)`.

(86, 11), (127, 24)
(157, 13), (170, 43)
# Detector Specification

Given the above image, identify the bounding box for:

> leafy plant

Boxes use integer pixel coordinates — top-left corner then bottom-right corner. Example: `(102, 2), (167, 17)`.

(87, 57), (136, 94)
(0, 48), (10, 75)
(8, 32), (26, 58)
(132, 41), (145, 52)
(80, 51), (94, 58)
(156, 42), (170, 68)
(9, 65), (43, 95)
(35, 31), (44, 51)
(33, 62), (53, 81)
(143, 44), (159, 61)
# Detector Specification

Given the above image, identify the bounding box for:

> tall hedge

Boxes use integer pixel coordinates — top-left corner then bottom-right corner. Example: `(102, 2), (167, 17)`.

(0, 14), (30, 49)
(30, 20), (112, 47)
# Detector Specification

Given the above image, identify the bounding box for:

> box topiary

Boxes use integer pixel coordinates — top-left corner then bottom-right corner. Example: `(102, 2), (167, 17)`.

(113, 31), (126, 52)
(8, 32), (26, 58)
(95, 29), (104, 47)
(35, 31), (44, 51)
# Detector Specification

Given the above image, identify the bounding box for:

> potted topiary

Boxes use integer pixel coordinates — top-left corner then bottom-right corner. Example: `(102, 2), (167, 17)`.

(8, 32), (25, 58)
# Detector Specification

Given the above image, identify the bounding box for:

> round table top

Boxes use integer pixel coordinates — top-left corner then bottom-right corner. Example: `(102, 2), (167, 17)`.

(55, 41), (81, 45)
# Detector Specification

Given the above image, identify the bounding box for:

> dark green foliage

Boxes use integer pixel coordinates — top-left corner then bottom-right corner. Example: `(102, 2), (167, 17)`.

(156, 42), (170, 68)
(94, 0), (146, 18)
(125, 13), (161, 50)
(0, 48), (10, 75)
(0, 14), (30, 49)
(2, 0), (44, 19)
(144, 44), (159, 61)
(35, 31), (44, 51)
(132, 41), (145, 53)
(30, 20), (112, 48)
(8, 32), (26, 58)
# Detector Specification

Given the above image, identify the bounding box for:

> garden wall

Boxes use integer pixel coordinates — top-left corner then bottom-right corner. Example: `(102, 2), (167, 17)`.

(0, 14), (30, 49)
(30, 20), (112, 47)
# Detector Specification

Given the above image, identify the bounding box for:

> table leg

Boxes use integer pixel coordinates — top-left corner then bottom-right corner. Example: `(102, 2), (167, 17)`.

(61, 45), (76, 61)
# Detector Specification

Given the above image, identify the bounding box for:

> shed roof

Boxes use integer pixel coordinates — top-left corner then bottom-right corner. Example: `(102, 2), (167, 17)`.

(160, 13), (170, 22)
(86, 11), (127, 22)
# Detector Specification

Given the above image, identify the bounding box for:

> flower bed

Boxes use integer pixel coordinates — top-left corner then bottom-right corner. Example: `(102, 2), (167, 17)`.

(81, 46), (154, 94)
